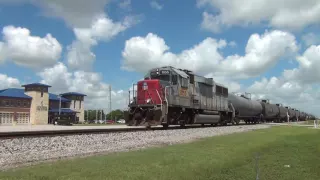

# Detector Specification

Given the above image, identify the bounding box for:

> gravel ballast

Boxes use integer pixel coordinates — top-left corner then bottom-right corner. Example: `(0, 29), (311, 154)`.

(0, 124), (270, 170)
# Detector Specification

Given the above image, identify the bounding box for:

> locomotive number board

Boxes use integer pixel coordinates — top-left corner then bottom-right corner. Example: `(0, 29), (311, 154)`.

(159, 70), (170, 75)
(179, 88), (188, 97)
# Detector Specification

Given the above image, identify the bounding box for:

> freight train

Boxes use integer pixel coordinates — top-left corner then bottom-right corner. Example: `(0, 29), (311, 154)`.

(124, 66), (313, 128)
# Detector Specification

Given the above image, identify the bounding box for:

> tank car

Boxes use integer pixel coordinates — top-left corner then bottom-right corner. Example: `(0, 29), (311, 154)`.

(290, 108), (298, 121)
(295, 109), (300, 121)
(300, 112), (306, 121)
(123, 66), (234, 128)
(285, 107), (295, 121)
(227, 92), (262, 124)
(259, 99), (279, 123)
(276, 104), (287, 123)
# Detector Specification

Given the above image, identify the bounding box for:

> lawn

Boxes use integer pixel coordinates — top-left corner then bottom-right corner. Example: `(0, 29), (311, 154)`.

(1, 126), (319, 180)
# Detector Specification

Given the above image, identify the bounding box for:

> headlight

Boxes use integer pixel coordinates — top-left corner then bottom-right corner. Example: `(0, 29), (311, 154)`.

(146, 98), (151, 104)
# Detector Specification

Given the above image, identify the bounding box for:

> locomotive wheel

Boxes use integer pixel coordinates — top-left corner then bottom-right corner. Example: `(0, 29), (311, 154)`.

(234, 118), (240, 125)
(162, 124), (169, 129)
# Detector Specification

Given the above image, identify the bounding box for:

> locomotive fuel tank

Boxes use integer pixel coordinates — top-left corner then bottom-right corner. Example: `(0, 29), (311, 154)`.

(228, 93), (262, 119)
(276, 104), (287, 119)
(260, 100), (279, 121)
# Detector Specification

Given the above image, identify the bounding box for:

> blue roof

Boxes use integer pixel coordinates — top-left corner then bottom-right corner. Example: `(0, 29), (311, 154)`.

(49, 93), (71, 102)
(0, 88), (32, 99)
(60, 92), (87, 96)
(49, 108), (78, 113)
(21, 83), (51, 87)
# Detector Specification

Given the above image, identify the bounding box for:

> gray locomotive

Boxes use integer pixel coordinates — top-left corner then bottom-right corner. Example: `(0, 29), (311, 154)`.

(124, 66), (234, 128)
(124, 66), (310, 128)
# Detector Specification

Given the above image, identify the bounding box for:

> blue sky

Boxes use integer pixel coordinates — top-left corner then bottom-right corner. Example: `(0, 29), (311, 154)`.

(0, 0), (319, 115)
(0, 0), (281, 87)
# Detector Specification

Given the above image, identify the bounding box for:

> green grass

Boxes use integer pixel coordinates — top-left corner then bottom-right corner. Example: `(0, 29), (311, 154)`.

(1, 126), (320, 180)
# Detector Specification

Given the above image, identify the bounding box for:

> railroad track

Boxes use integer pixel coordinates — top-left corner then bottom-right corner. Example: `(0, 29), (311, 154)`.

(0, 122), (270, 139)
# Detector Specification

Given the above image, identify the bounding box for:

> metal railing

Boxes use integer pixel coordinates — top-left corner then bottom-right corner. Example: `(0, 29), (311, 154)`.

(128, 86), (166, 106)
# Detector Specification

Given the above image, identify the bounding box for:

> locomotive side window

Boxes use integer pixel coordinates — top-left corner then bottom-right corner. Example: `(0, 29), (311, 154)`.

(172, 75), (178, 85)
(181, 77), (188, 88)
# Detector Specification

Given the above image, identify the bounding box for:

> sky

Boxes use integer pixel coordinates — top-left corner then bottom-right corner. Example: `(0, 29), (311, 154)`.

(0, 0), (320, 116)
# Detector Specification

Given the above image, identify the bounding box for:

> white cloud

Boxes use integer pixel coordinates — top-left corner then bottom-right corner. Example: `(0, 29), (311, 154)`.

(198, 0), (320, 33)
(302, 33), (320, 47)
(150, 1), (163, 10)
(246, 43), (320, 116)
(0, 74), (20, 89)
(0, 0), (140, 71)
(33, 0), (110, 28)
(205, 74), (241, 93)
(219, 30), (298, 79)
(119, 0), (131, 10)
(38, 62), (129, 110)
(247, 76), (319, 116)
(0, 26), (62, 69)
(121, 30), (298, 79)
(0, 42), (5, 63)
(67, 14), (140, 70)
(283, 45), (320, 84)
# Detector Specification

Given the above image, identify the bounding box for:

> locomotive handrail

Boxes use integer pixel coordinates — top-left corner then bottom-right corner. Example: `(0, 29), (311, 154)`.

(155, 89), (163, 111)
(164, 86), (170, 115)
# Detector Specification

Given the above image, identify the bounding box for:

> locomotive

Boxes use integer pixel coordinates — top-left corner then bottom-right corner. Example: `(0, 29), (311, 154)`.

(123, 66), (311, 128)
(124, 66), (234, 128)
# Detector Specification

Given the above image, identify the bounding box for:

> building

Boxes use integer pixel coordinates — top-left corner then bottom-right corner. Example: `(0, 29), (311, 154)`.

(0, 83), (86, 125)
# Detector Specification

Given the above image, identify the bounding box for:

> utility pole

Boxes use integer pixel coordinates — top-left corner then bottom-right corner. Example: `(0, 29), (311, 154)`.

(109, 85), (112, 120)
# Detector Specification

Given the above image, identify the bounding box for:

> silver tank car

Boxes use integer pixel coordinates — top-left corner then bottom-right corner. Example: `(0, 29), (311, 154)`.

(285, 107), (292, 119)
(295, 110), (300, 121)
(289, 108), (296, 120)
(259, 100), (279, 122)
(276, 104), (287, 122)
(300, 112), (306, 121)
(228, 93), (262, 123)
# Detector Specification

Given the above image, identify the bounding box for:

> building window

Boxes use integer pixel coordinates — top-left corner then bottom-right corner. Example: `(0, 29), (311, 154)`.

(23, 101), (27, 107)
(41, 90), (43, 97)
(17, 101), (21, 107)
(74, 100), (76, 109)
(79, 101), (81, 109)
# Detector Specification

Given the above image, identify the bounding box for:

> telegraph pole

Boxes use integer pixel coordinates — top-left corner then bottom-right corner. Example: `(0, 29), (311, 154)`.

(109, 85), (112, 120)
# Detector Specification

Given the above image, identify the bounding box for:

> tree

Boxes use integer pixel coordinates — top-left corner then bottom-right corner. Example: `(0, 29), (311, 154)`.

(106, 109), (124, 120)
(84, 109), (124, 122)
(84, 109), (106, 123)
